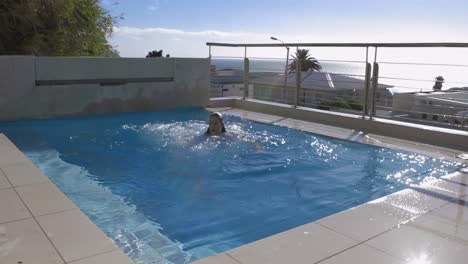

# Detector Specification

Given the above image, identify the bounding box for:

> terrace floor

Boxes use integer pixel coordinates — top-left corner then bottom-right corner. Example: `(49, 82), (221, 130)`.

(0, 107), (467, 264)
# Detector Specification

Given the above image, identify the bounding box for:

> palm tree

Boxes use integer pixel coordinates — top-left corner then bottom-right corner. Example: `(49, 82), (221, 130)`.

(288, 49), (322, 73)
(433, 75), (444, 91)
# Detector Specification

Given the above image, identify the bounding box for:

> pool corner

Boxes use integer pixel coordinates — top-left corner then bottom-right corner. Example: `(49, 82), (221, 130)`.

(0, 133), (135, 264)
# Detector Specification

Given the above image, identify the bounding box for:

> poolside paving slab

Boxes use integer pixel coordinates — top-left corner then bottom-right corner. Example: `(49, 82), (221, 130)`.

(0, 148), (32, 167)
(378, 189), (449, 215)
(317, 244), (402, 264)
(0, 133), (135, 264)
(410, 213), (468, 242)
(0, 169), (11, 190)
(68, 250), (135, 264)
(0, 133), (20, 151)
(0, 188), (31, 224)
(0, 218), (64, 264)
(423, 241), (468, 264)
(226, 222), (357, 264)
(1, 162), (51, 187)
(317, 201), (418, 242)
(16, 181), (77, 217)
(365, 216), (468, 263)
(429, 200), (468, 227)
(37, 209), (118, 263)
(191, 253), (241, 264)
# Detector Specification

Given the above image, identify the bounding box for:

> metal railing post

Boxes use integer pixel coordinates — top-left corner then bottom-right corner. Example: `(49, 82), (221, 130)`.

(362, 62), (372, 118)
(362, 47), (370, 119)
(370, 62), (379, 119)
(283, 47), (290, 102)
(369, 47), (379, 119)
(243, 57), (249, 99)
(295, 59), (301, 108)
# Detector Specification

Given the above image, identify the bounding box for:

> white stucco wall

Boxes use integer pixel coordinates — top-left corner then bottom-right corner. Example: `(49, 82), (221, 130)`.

(0, 56), (210, 121)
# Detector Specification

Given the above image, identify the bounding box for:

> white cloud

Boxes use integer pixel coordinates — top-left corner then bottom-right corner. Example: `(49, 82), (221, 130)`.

(147, 0), (160, 12)
(113, 26), (266, 39)
(111, 26), (271, 58)
(110, 25), (468, 64)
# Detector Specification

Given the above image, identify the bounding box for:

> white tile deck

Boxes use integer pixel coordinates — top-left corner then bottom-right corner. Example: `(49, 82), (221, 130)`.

(227, 222), (357, 264)
(317, 201), (417, 242)
(190, 253), (241, 264)
(37, 209), (118, 263)
(318, 244), (402, 264)
(0, 218), (64, 264)
(1, 108), (467, 264)
(2, 162), (50, 187)
(16, 181), (76, 217)
(430, 201), (468, 226)
(0, 169), (11, 190)
(364, 218), (465, 262)
(68, 250), (135, 264)
(0, 188), (31, 224)
(0, 133), (134, 264)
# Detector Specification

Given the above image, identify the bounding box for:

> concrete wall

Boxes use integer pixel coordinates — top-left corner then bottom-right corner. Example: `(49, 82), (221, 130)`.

(0, 56), (210, 121)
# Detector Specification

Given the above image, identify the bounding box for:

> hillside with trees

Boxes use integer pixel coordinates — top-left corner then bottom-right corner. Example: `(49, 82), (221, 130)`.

(0, 0), (120, 56)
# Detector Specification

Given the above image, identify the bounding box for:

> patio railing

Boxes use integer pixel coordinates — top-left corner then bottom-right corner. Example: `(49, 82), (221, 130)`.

(207, 42), (468, 131)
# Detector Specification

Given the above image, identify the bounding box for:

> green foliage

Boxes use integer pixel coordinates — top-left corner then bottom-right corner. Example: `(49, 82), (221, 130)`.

(0, 0), (120, 56)
(146, 50), (171, 58)
(288, 49), (322, 73)
(319, 99), (363, 111)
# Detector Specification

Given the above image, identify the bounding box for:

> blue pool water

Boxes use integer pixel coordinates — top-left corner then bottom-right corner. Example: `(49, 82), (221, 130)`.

(0, 108), (460, 263)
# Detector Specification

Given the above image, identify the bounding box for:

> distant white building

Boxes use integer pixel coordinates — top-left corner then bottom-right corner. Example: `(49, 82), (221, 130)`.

(249, 72), (393, 112)
(209, 66), (244, 97)
(391, 89), (468, 127)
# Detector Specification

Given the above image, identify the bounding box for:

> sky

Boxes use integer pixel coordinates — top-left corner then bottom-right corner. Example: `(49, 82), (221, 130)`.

(103, 0), (468, 63)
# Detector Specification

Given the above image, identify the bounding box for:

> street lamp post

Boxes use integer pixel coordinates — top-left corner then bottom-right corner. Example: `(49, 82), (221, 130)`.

(271, 37), (290, 103)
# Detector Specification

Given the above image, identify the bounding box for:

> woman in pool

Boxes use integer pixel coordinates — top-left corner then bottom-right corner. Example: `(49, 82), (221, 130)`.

(206, 112), (227, 135)
(205, 112), (263, 151)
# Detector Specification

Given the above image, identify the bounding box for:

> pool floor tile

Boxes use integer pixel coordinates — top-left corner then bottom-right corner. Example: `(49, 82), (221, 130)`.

(68, 250), (135, 264)
(0, 218), (64, 264)
(317, 244), (402, 264)
(317, 202), (417, 242)
(227, 222), (357, 264)
(0, 188), (31, 224)
(191, 253), (241, 264)
(37, 209), (117, 263)
(1, 162), (50, 187)
(16, 181), (77, 217)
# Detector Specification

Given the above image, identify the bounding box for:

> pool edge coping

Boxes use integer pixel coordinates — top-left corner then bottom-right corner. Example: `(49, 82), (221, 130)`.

(0, 133), (135, 264)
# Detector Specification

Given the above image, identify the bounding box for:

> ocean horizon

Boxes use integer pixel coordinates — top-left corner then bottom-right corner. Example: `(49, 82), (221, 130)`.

(211, 58), (468, 92)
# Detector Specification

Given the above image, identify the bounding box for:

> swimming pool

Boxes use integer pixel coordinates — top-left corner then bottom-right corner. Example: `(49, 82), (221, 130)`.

(0, 108), (460, 263)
